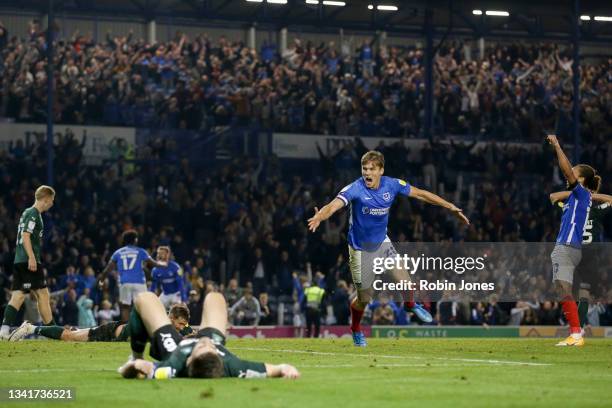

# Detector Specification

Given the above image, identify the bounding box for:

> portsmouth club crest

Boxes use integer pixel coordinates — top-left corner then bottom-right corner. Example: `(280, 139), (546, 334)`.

(382, 192), (391, 201)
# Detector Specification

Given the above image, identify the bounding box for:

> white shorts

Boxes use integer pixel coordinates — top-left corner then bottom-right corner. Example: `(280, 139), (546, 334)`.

(348, 236), (398, 290)
(159, 292), (182, 310)
(119, 283), (147, 305)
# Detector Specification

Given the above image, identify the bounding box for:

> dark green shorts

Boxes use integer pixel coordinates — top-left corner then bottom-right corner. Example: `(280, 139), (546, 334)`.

(87, 321), (124, 342)
(196, 327), (226, 346)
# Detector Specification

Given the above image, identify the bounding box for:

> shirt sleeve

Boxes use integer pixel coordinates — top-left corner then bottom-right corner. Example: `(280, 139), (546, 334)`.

(571, 183), (590, 201)
(223, 352), (268, 378)
(599, 202), (612, 215)
(394, 178), (411, 197)
(336, 182), (358, 207)
(24, 213), (37, 233)
(110, 250), (120, 263)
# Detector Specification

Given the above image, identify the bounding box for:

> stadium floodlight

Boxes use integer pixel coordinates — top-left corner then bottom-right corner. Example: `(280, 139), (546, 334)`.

(322, 1), (346, 6)
(246, 0), (264, 2)
(472, 9), (483, 15)
(267, 0), (288, 3)
(580, 15), (591, 21)
(305, 0), (319, 4)
(368, 4), (398, 11)
(485, 10), (509, 17)
(594, 16), (612, 21)
(378, 5), (398, 11)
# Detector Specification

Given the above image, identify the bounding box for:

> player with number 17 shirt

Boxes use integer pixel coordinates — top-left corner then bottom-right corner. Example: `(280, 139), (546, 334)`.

(99, 230), (167, 321)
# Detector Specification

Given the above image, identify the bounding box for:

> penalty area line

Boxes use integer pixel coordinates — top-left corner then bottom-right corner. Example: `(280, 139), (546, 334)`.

(232, 347), (552, 367)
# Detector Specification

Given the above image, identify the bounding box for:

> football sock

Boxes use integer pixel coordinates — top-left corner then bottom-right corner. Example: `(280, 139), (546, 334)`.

(577, 298), (588, 328)
(405, 291), (416, 309)
(350, 301), (365, 333)
(1, 305), (19, 334)
(128, 308), (147, 357)
(561, 296), (581, 335)
(34, 326), (64, 340)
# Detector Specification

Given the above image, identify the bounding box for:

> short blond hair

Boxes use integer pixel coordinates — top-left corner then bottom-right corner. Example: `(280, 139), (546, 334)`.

(35, 185), (56, 200)
(361, 151), (385, 169)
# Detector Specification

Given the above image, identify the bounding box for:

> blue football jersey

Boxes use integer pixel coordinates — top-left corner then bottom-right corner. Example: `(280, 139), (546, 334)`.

(556, 183), (592, 248)
(336, 176), (411, 251)
(151, 261), (184, 297)
(111, 246), (153, 284)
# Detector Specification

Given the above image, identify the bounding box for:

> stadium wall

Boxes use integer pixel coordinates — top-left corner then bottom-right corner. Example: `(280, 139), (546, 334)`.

(225, 326), (612, 339)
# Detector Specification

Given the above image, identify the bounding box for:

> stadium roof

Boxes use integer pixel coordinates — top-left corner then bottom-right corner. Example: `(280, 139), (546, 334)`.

(1, 0), (611, 41)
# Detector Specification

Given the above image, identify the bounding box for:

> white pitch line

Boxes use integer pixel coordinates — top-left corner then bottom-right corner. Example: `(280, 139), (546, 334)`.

(299, 363), (488, 368)
(232, 347), (552, 367)
(0, 368), (116, 373)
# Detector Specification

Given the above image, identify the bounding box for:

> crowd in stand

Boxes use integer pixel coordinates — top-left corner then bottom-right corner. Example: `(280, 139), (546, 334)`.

(0, 20), (610, 144)
(0, 22), (611, 330)
(1, 125), (611, 329)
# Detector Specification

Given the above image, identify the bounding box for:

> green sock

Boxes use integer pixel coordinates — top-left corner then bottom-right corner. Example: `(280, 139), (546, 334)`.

(2, 305), (19, 326)
(578, 299), (589, 328)
(34, 326), (64, 340)
(128, 308), (147, 356)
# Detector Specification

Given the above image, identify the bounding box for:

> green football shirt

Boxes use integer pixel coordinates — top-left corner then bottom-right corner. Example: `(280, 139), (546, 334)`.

(154, 338), (267, 379)
(15, 207), (44, 264)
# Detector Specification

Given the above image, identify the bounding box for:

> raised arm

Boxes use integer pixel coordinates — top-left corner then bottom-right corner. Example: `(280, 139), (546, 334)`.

(409, 186), (470, 225)
(307, 198), (345, 233)
(550, 191), (571, 204)
(547, 135), (577, 185)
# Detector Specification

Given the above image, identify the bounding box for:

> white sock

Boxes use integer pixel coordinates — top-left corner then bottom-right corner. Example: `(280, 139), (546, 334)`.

(0, 324), (10, 335)
(571, 333), (582, 340)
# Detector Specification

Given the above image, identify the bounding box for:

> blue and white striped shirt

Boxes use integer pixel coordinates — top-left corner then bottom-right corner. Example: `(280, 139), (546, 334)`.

(556, 184), (592, 248)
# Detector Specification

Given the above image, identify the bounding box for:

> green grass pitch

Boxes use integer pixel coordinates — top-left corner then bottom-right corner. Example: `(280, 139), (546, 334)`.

(1, 338), (611, 407)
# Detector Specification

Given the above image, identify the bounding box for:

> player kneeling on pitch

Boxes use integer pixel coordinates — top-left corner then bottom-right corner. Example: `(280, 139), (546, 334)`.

(118, 292), (300, 379)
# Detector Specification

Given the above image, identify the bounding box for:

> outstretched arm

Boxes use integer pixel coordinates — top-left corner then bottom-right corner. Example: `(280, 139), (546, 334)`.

(409, 187), (470, 225)
(592, 193), (612, 204)
(550, 191), (570, 204)
(265, 363), (301, 379)
(307, 198), (345, 233)
(547, 135), (577, 185)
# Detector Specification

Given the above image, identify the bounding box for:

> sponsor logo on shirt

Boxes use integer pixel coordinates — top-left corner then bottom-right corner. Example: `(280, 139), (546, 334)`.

(362, 207), (390, 216)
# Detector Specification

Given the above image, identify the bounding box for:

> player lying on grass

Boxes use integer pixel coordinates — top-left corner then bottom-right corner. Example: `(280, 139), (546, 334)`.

(547, 134), (601, 347)
(118, 291), (300, 379)
(9, 303), (193, 342)
(550, 187), (612, 333)
(308, 150), (469, 347)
